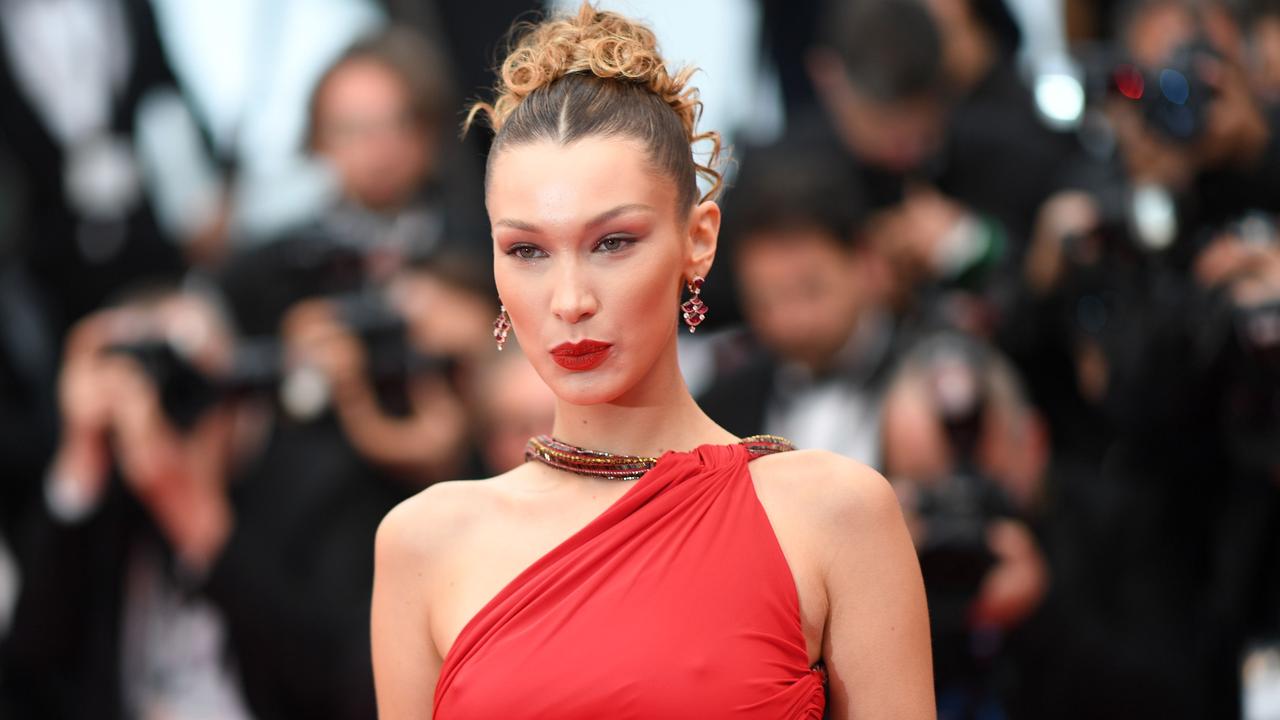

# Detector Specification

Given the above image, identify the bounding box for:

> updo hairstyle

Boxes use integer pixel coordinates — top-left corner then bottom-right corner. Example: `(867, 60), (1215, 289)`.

(465, 3), (724, 208)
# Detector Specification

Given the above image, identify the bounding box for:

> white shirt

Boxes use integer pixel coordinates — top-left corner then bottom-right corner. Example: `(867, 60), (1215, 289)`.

(764, 312), (895, 469)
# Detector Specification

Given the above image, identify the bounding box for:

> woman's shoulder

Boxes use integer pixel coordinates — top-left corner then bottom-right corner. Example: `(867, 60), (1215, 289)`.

(374, 469), (520, 568)
(748, 448), (901, 535)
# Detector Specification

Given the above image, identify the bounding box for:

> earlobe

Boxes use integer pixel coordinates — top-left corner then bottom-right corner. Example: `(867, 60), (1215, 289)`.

(688, 200), (721, 276)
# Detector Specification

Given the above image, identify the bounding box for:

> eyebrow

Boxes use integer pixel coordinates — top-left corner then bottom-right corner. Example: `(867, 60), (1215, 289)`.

(494, 203), (655, 234)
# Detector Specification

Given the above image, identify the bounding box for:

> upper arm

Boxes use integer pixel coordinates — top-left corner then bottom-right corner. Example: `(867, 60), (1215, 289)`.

(817, 455), (935, 719)
(371, 492), (449, 720)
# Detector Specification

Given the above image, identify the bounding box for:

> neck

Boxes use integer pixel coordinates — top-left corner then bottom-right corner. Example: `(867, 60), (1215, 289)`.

(549, 338), (736, 456)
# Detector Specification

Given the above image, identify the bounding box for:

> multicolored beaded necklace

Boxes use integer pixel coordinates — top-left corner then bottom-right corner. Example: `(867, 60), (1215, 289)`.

(523, 434), (795, 480)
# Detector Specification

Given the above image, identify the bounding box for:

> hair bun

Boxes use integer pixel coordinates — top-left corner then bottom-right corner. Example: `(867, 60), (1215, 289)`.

(484, 5), (694, 131)
(467, 3), (722, 201)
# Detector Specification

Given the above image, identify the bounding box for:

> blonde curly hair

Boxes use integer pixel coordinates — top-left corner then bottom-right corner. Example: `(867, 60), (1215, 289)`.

(465, 2), (724, 206)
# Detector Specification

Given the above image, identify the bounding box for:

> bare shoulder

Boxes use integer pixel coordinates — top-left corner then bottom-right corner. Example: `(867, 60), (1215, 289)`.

(375, 473), (509, 568)
(749, 448), (900, 532)
(372, 475), (524, 715)
(754, 449), (932, 717)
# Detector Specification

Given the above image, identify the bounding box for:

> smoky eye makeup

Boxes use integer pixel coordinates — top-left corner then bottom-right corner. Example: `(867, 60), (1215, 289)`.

(505, 242), (548, 260)
(594, 234), (639, 253)
(501, 231), (643, 259)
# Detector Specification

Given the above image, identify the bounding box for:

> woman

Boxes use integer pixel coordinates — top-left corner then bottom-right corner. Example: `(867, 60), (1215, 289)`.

(371, 5), (934, 718)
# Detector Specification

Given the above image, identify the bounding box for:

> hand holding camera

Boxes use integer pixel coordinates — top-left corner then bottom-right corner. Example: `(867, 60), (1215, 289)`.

(104, 353), (233, 573)
(46, 311), (136, 518)
(1107, 41), (1269, 190)
(48, 297), (237, 571)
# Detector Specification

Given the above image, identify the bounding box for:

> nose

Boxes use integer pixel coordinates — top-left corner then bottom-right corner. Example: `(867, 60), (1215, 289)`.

(549, 260), (598, 325)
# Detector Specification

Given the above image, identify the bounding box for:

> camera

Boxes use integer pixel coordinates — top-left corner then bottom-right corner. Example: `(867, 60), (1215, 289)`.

(908, 337), (1014, 633)
(1108, 40), (1219, 145)
(104, 289), (456, 430)
(103, 339), (224, 431)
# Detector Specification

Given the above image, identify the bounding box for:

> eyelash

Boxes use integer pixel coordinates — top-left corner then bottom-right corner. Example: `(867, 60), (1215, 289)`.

(509, 244), (545, 260)
(595, 234), (636, 253)
(507, 235), (636, 260)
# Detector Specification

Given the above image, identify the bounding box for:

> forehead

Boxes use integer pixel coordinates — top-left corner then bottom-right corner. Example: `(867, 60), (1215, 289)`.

(319, 59), (406, 107)
(486, 136), (677, 228)
(1125, 4), (1196, 65)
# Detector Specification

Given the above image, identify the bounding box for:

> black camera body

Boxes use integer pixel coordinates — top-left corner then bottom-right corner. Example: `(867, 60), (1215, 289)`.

(103, 290), (456, 430)
(1137, 41), (1216, 144)
(1077, 37), (1218, 146)
(103, 340), (223, 431)
(908, 337), (1017, 635)
(914, 468), (1003, 636)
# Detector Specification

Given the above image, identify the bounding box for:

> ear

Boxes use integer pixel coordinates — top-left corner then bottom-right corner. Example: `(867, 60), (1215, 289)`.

(686, 200), (721, 279)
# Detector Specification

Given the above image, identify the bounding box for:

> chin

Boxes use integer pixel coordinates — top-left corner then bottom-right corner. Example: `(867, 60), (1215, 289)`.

(544, 370), (629, 406)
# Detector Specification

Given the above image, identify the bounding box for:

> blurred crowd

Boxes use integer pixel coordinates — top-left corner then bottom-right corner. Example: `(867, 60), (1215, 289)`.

(1, 0), (1278, 718)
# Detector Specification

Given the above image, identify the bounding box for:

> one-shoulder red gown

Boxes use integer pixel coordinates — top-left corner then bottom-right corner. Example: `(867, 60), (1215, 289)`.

(433, 442), (827, 718)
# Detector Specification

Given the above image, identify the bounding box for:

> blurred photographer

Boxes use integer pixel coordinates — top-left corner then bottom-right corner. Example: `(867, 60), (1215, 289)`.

(1008, 201), (1280, 718)
(1016, 0), (1280, 444)
(3, 285), (403, 719)
(281, 257), (495, 485)
(999, 11), (1280, 713)
(699, 140), (899, 467)
(219, 25), (487, 337)
(807, 0), (1084, 312)
(1098, 0), (1280, 228)
(3, 289), (252, 719)
(880, 334), (1049, 718)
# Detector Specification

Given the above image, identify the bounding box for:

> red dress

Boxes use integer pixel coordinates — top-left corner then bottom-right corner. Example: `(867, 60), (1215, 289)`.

(433, 442), (827, 718)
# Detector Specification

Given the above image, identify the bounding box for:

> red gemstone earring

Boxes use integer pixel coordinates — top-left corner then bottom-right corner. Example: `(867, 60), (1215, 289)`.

(681, 275), (708, 333)
(493, 304), (511, 350)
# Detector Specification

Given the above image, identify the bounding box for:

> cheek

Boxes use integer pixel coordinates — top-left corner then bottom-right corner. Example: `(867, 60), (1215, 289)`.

(613, 258), (680, 331)
(493, 263), (533, 334)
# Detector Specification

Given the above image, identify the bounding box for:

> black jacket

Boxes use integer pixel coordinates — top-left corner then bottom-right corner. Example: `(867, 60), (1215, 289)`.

(1, 416), (405, 720)
(0, 0), (195, 332)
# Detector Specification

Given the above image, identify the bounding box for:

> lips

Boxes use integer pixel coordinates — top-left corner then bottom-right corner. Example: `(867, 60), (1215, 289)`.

(550, 340), (612, 371)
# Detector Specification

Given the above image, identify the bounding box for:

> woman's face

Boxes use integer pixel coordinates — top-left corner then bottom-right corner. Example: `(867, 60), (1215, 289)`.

(488, 136), (717, 405)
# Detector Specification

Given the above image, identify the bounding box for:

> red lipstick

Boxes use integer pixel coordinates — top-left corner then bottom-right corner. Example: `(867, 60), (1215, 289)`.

(550, 340), (612, 371)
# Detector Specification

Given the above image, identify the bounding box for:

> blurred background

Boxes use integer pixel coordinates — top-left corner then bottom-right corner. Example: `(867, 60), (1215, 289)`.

(0, 0), (1278, 718)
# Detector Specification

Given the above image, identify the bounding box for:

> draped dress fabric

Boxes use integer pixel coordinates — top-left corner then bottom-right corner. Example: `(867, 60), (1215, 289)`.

(433, 442), (827, 719)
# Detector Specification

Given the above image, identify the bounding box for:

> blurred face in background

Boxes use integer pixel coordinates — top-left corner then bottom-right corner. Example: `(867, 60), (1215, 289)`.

(390, 271), (494, 359)
(311, 58), (436, 212)
(1109, 1), (1262, 185)
(881, 368), (1047, 511)
(1248, 15), (1280, 100)
(735, 227), (870, 371)
(809, 50), (946, 174)
(1124, 1), (1243, 69)
(832, 89), (943, 174)
(1125, 2), (1196, 67)
(479, 351), (557, 473)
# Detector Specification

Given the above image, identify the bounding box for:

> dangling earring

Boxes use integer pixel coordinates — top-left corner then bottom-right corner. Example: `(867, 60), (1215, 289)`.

(493, 304), (511, 350)
(681, 275), (708, 333)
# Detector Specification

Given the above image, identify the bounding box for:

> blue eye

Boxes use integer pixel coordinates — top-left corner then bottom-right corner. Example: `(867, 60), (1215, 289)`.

(509, 244), (546, 260)
(595, 235), (635, 253)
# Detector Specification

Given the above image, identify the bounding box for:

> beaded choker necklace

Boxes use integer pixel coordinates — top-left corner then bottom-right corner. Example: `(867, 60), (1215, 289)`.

(524, 434), (795, 480)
